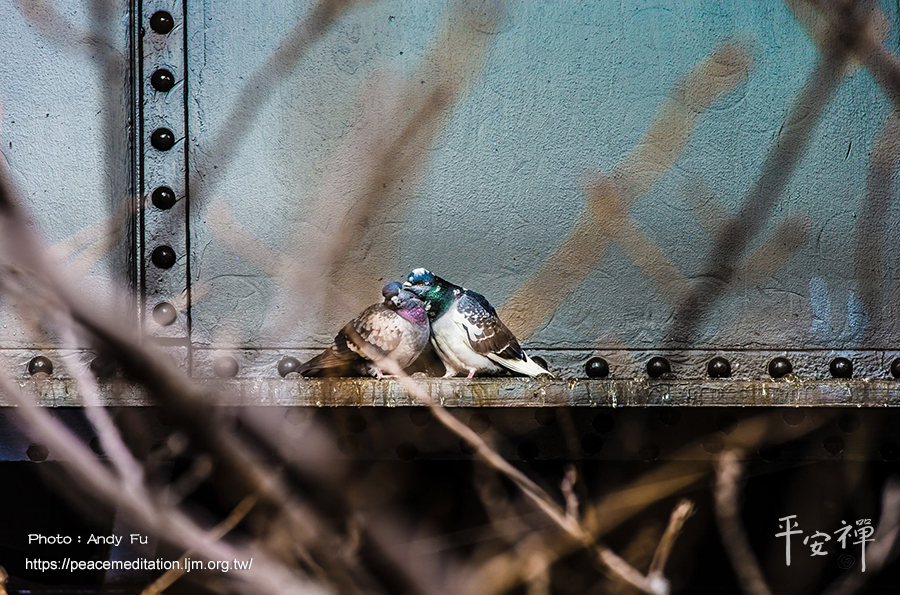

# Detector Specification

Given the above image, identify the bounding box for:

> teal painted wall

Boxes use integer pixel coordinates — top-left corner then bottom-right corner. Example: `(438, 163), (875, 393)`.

(2, 1), (899, 377)
(187, 1), (900, 369)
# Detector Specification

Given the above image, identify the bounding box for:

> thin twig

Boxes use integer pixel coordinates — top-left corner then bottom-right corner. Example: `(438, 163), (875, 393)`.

(648, 499), (695, 578)
(714, 450), (772, 595)
(141, 494), (259, 595)
(561, 465), (580, 523)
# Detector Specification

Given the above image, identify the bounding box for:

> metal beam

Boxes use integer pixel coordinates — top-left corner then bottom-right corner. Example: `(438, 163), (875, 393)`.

(2, 377), (900, 407)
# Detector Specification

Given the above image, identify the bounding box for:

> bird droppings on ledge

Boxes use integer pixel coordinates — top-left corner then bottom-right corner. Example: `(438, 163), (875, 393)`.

(2, 377), (900, 407)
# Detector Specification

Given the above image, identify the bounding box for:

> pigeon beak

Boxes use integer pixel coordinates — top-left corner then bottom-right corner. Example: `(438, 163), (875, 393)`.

(402, 281), (412, 288)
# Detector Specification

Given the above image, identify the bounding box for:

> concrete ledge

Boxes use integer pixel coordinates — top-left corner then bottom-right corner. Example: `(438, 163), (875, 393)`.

(2, 377), (900, 407)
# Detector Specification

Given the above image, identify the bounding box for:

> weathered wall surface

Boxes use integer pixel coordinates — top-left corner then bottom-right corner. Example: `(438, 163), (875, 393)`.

(186, 0), (900, 376)
(2, 1), (900, 378)
(0, 1), (133, 356)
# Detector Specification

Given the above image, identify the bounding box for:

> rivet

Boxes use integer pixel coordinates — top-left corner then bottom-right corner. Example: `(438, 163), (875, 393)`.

(458, 438), (477, 455)
(468, 413), (491, 434)
(890, 358), (900, 379)
(151, 302), (177, 326)
(782, 409), (804, 427)
(581, 434), (603, 455)
(345, 412), (367, 434)
(409, 408), (432, 427)
(26, 443), (49, 462)
(150, 128), (175, 151)
(151, 186), (177, 210)
(396, 442), (418, 461)
(517, 442), (539, 461)
(707, 357), (731, 378)
(149, 11), (174, 34)
(213, 356), (239, 378)
(276, 356), (300, 377)
(27, 355), (53, 376)
(768, 357), (792, 379)
(829, 357), (853, 379)
(285, 408), (310, 426)
(823, 436), (845, 456)
(716, 412), (738, 434)
(838, 413), (860, 433)
(90, 356), (117, 378)
(584, 357), (609, 378)
(639, 443), (660, 462)
(646, 356), (670, 378)
(151, 245), (177, 269)
(759, 444), (781, 462)
(591, 413), (614, 434)
(150, 68), (175, 92)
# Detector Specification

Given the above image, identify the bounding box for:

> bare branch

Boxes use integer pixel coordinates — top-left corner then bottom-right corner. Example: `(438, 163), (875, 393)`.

(714, 450), (772, 595)
(648, 499), (695, 578)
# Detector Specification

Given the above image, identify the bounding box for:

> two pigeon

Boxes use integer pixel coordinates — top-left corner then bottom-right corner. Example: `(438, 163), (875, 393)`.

(297, 269), (551, 378)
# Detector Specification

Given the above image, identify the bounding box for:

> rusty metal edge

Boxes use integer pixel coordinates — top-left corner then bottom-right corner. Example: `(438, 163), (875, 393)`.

(2, 377), (900, 407)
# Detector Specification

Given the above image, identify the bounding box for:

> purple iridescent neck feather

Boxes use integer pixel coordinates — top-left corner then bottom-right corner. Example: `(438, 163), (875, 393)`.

(398, 303), (428, 326)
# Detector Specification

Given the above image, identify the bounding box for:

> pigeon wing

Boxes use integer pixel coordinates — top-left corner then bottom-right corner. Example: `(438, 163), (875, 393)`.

(456, 291), (552, 377)
(456, 291), (525, 361)
(343, 304), (403, 361)
(297, 304), (401, 376)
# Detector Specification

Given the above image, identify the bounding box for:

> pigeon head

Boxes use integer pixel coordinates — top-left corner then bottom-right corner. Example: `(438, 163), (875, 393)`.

(382, 281), (403, 303)
(383, 281), (418, 309)
(384, 280), (429, 326)
(404, 268), (460, 318)
(403, 268), (436, 297)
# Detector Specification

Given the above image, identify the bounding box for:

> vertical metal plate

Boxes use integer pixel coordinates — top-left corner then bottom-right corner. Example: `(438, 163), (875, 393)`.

(140, 0), (191, 366)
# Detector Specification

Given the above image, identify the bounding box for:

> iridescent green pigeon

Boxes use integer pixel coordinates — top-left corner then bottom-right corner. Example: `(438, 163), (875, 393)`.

(403, 268), (552, 378)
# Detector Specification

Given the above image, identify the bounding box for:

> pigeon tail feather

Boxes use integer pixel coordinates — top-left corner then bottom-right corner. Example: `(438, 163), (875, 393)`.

(297, 349), (358, 377)
(487, 352), (553, 378)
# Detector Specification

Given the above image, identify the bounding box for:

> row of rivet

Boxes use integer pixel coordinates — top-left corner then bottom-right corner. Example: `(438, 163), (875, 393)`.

(21, 407), (899, 461)
(583, 355), (889, 380)
(24, 432), (900, 461)
(22, 436), (900, 462)
(22, 354), (900, 379)
(144, 7), (182, 330)
(336, 409), (900, 462)
(16, 407), (900, 462)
